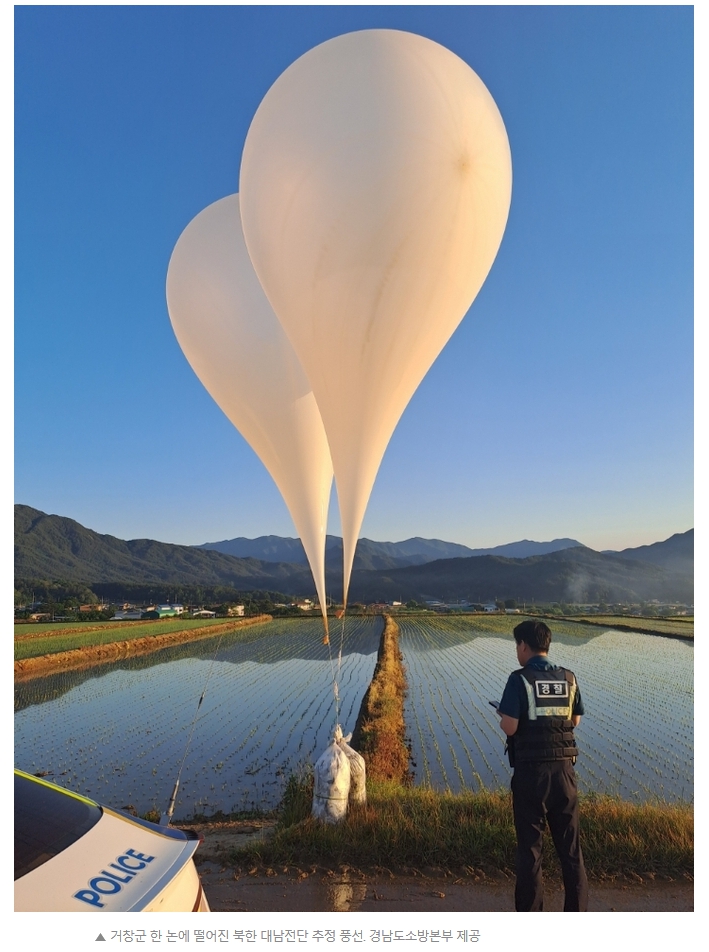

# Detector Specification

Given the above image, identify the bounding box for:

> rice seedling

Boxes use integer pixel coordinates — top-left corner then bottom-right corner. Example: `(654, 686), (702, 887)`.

(14, 617), (382, 817)
(398, 615), (693, 802)
(14, 612), (693, 821)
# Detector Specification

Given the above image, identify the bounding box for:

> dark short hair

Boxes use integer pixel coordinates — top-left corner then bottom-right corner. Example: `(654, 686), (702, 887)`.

(513, 620), (552, 653)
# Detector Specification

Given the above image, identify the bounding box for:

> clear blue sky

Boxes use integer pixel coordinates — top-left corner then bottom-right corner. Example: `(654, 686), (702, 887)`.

(15, 5), (693, 552)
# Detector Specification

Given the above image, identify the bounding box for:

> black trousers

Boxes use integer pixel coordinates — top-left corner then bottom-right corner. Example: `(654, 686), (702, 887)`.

(511, 760), (588, 911)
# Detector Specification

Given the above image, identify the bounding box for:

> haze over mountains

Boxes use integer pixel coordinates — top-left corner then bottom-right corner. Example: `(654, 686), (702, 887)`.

(15, 505), (693, 605)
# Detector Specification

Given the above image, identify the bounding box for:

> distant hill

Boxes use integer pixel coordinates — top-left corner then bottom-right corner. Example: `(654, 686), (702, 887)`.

(344, 544), (693, 606)
(196, 534), (426, 571)
(15, 505), (693, 605)
(14, 505), (315, 591)
(466, 538), (582, 560)
(605, 530), (694, 574)
(198, 534), (583, 569)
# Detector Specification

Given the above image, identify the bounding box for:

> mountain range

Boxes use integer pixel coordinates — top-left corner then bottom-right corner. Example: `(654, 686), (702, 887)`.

(15, 504), (693, 605)
(197, 534), (584, 571)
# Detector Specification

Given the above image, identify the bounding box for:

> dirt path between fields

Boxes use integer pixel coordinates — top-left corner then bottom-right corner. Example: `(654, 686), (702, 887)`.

(184, 822), (693, 913)
(13, 615), (272, 681)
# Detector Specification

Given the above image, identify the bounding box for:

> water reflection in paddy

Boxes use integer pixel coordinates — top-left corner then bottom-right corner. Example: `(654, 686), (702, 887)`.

(15, 617), (382, 817)
(400, 617), (693, 802)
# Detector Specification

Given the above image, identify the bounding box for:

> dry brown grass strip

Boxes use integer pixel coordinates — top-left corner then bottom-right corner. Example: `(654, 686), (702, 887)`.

(351, 615), (410, 783)
(14, 615), (272, 681)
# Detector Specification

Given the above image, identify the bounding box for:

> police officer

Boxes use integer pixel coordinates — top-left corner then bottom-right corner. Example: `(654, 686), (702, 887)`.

(497, 619), (588, 912)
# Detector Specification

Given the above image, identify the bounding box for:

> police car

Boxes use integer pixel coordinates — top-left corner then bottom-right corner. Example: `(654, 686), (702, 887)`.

(14, 769), (210, 912)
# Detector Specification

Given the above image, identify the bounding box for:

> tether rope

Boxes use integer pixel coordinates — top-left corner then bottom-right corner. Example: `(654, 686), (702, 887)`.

(321, 599), (348, 731)
(161, 625), (228, 823)
(322, 609), (341, 728)
(336, 610), (347, 723)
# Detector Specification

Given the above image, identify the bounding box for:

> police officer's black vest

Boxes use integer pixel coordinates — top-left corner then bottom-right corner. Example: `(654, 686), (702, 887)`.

(508, 665), (579, 765)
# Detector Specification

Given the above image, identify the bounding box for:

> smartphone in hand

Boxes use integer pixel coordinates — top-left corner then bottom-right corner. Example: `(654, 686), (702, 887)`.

(488, 700), (500, 711)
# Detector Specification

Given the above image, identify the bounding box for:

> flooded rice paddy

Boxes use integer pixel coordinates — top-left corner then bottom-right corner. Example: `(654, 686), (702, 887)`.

(14, 617), (382, 817)
(15, 615), (693, 818)
(400, 616), (693, 801)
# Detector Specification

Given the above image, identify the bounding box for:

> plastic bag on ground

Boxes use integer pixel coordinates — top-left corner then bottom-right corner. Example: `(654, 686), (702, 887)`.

(312, 726), (351, 823)
(338, 731), (366, 805)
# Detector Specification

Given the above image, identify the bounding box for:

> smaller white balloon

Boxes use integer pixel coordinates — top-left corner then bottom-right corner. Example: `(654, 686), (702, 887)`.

(166, 194), (333, 625)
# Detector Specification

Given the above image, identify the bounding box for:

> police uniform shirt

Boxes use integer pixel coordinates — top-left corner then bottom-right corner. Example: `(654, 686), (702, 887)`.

(499, 654), (585, 722)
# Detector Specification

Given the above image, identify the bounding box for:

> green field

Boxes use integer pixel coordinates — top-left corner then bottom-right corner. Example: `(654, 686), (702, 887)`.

(14, 616), (234, 661)
(572, 615), (693, 638)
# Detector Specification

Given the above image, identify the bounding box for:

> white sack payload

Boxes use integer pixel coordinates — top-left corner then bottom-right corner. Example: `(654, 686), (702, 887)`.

(312, 725), (351, 823)
(338, 731), (366, 805)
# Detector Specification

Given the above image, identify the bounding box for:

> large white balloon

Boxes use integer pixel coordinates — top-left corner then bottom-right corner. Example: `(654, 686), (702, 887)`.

(166, 194), (333, 625)
(240, 29), (512, 603)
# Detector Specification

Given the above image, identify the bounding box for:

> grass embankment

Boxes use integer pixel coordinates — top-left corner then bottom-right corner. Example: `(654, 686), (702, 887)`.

(14, 615), (272, 679)
(226, 779), (693, 880)
(350, 614), (410, 783)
